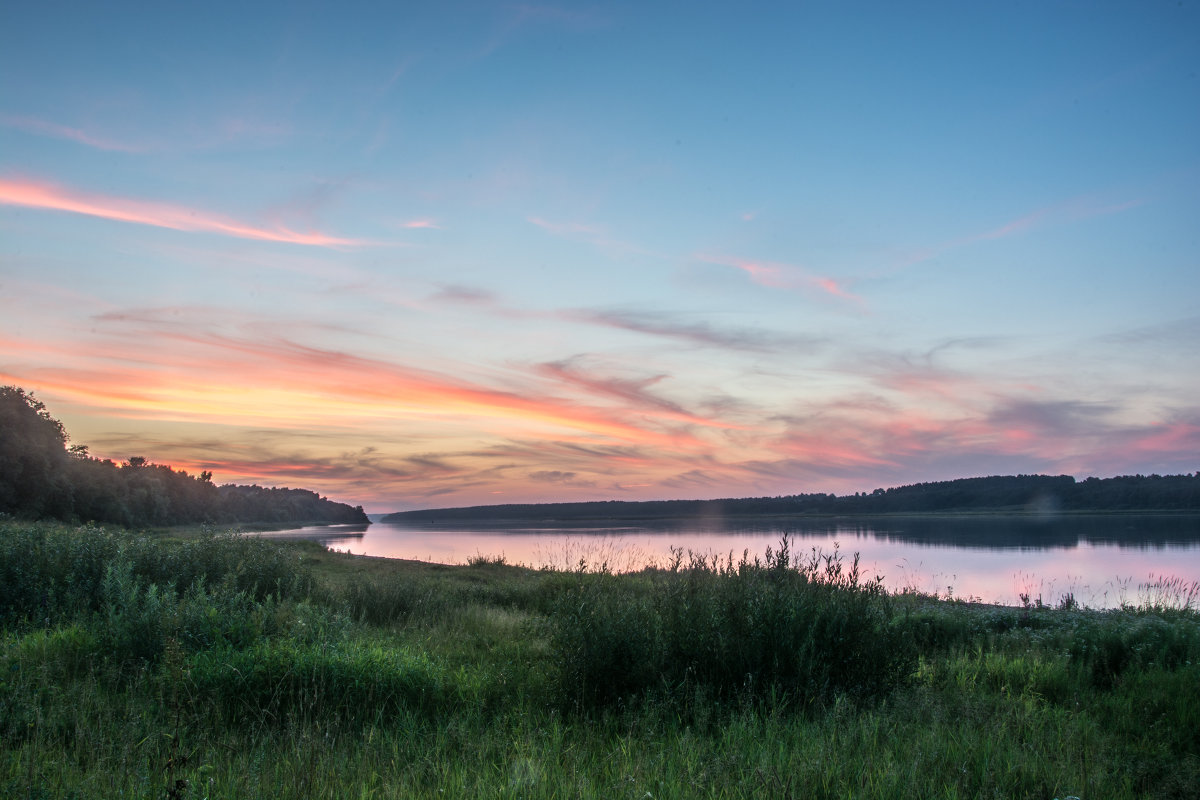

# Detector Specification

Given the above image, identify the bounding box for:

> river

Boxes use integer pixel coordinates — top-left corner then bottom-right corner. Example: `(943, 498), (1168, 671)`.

(258, 513), (1200, 609)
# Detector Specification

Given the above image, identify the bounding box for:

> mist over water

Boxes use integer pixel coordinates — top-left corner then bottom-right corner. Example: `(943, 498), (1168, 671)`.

(265, 514), (1200, 609)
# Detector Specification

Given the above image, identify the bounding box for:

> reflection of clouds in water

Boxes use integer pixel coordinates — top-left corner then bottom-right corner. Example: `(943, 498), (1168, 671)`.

(293, 518), (1200, 609)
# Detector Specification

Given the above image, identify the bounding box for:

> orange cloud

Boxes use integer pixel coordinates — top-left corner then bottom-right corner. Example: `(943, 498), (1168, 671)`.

(4, 317), (711, 450)
(0, 177), (366, 247)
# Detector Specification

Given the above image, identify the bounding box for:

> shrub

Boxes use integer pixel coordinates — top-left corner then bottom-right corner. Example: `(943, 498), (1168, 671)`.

(0, 522), (121, 625)
(546, 540), (918, 711)
(1069, 613), (1200, 688)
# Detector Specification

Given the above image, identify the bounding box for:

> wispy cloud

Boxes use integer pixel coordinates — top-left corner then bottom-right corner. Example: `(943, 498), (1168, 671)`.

(879, 194), (1149, 277)
(8, 295), (1193, 508)
(537, 358), (684, 413)
(950, 196), (1145, 250)
(535, 357), (745, 430)
(527, 215), (656, 256)
(0, 177), (367, 247)
(1098, 315), (1200, 348)
(422, 285), (808, 353)
(11, 310), (707, 448)
(564, 308), (818, 352)
(479, 4), (609, 59)
(429, 285), (497, 305)
(398, 218), (442, 229)
(0, 113), (142, 153)
(699, 254), (864, 304)
(75, 431), (465, 500)
(528, 469), (596, 488)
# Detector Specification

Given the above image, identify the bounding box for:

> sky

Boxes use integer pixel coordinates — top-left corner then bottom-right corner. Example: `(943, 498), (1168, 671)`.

(2, 1), (1198, 513)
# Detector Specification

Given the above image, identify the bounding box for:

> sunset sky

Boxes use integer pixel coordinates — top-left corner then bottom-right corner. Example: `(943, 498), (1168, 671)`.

(2, 1), (1198, 512)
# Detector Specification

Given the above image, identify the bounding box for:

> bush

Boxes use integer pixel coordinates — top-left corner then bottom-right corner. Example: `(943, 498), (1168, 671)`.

(546, 540), (918, 711)
(0, 523), (121, 626)
(1069, 614), (1200, 688)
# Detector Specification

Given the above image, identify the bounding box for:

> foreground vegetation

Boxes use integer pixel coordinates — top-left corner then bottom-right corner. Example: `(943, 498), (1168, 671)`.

(2, 520), (1198, 799)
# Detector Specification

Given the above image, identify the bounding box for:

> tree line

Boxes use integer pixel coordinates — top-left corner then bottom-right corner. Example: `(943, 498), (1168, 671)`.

(0, 386), (367, 527)
(385, 473), (1200, 523)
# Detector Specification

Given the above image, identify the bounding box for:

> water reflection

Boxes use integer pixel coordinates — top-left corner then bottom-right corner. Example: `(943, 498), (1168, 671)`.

(253, 522), (368, 547)
(265, 515), (1200, 609)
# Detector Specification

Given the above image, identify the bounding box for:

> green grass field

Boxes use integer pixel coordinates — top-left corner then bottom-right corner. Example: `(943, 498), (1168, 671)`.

(2, 520), (1197, 798)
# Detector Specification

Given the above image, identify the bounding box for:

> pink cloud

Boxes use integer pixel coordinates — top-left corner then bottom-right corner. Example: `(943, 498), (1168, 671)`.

(1132, 422), (1200, 455)
(776, 432), (898, 468)
(0, 177), (367, 247)
(700, 254), (864, 304)
(399, 218), (442, 229)
(535, 358), (746, 430)
(5, 314), (710, 449)
(812, 276), (859, 301)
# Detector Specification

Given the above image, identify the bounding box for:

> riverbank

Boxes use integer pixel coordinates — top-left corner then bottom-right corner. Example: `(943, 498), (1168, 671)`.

(3, 520), (1198, 798)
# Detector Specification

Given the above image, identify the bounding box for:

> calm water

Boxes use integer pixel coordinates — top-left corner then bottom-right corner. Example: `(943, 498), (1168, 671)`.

(260, 514), (1200, 609)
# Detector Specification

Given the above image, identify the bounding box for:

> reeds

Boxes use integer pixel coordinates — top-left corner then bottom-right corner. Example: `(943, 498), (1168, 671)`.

(545, 539), (915, 711)
(2, 520), (1198, 799)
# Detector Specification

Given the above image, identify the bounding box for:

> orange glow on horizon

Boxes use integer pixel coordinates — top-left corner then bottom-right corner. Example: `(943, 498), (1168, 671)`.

(1, 323), (719, 450)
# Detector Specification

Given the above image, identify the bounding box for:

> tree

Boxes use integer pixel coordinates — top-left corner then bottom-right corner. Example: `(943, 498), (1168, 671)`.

(0, 386), (71, 517)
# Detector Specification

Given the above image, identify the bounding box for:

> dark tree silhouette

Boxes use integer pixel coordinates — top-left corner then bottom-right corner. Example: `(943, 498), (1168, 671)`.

(0, 387), (72, 517)
(0, 386), (368, 527)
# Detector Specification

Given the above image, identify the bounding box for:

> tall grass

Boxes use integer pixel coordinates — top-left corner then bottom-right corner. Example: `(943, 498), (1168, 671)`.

(546, 540), (916, 710)
(2, 520), (1199, 799)
(0, 522), (312, 630)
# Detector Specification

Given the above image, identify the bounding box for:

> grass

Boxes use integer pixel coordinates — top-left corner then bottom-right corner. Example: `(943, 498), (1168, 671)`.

(1, 520), (1198, 798)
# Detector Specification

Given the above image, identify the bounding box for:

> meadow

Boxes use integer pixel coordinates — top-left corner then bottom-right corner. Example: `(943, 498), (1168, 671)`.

(1, 519), (1197, 799)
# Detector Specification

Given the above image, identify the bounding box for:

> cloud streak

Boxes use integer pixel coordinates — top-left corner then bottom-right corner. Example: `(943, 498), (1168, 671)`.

(0, 177), (367, 247)
(9, 310), (712, 450)
(563, 308), (817, 352)
(877, 194), (1149, 277)
(0, 114), (142, 153)
(699, 254), (864, 304)
(534, 357), (747, 430)
(424, 284), (812, 353)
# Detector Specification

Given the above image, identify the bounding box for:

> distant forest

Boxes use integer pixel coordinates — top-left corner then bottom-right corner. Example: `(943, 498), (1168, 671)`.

(385, 472), (1200, 524)
(0, 386), (367, 527)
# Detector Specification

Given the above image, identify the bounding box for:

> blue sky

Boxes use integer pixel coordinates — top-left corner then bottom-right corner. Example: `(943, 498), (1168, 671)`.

(2, 1), (1198, 511)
